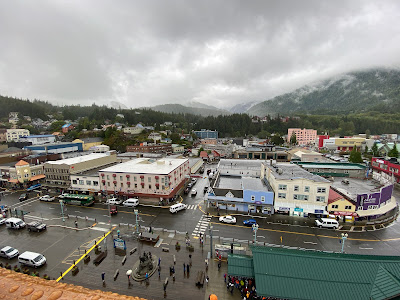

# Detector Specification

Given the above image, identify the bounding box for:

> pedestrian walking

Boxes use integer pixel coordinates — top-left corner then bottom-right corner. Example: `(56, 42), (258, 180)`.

(183, 263), (186, 274)
(158, 257), (161, 266)
(75, 220), (78, 228)
(172, 273), (175, 281)
(189, 254), (192, 267)
(186, 263), (190, 273)
(145, 272), (149, 283)
(206, 276), (209, 285)
(224, 273), (227, 283)
(158, 266), (161, 278)
(101, 272), (105, 284)
(117, 229), (120, 238)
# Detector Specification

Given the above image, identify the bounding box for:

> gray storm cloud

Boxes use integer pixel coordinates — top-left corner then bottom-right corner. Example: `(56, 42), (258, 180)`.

(0, 0), (399, 109)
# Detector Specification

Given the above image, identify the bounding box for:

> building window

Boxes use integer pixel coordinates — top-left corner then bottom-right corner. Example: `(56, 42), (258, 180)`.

(251, 196), (255, 201)
(121, 183), (123, 187)
(294, 194), (308, 200)
(316, 196), (325, 202)
(261, 196), (265, 202)
(149, 185), (151, 189)
(134, 177), (137, 182)
(86, 180), (91, 185)
(317, 187), (326, 193)
(72, 180), (77, 184)
(120, 176), (123, 181)
(294, 186), (299, 191)
(278, 184), (287, 190)
(304, 186), (310, 193)
(148, 177), (151, 182)
(331, 204), (338, 209)
(134, 184), (138, 188)
(79, 180), (84, 185)
(93, 181), (98, 186)
(107, 175), (109, 180)
(278, 193), (286, 199)
(344, 205), (352, 210)
(107, 182), (110, 187)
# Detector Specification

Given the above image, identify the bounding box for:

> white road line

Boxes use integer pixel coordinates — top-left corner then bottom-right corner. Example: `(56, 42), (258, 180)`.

(304, 241), (318, 245)
(24, 215), (49, 221)
(359, 247), (373, 250)
(91, 227), (109, 232)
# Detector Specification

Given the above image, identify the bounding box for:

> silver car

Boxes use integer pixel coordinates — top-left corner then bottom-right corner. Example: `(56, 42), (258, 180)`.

(0, 246), (19, 259)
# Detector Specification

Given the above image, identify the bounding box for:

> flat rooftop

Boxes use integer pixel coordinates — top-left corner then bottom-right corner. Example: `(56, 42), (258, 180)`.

(71, 162), (120, 177)
(331, 177), (383, 200)
(25, 142), (81, 147)
(218, 159), (262, 170)
(297, 162), (366, 170)
(264, 162), (330, 183)
(100, 158), (188, 174)
(217, 175), (270, 191)
(45, 153), (110, 166)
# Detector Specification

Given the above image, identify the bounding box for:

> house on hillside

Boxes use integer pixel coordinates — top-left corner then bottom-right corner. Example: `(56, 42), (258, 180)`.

(62, 123), (74, 133)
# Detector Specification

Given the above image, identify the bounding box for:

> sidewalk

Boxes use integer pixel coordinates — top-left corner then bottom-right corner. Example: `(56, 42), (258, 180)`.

(205, 256), (238, 300)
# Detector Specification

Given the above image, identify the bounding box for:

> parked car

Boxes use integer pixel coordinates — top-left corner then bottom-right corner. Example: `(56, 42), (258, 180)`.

(19, 193), (28, 202)
(187, 182), (193, 188)
(243, 219), (257, 226)
(219, 215), (237, 224)
(0, 217), (6, 225)
(0, 246), (19, 259)
(203, 186), (209, 193)
(106, 198), (123, 205)
(191, 178), (197, 185)
(191, 188), (197, 196)
(184, 187), (190, 194)
(39, 195), (55, 202)
(27, 221), (47, 232)
(315, 218), (339, 229)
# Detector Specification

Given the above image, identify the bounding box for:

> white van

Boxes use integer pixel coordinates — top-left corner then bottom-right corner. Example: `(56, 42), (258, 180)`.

(122, 198), (139, 207)
(169, 203), (187, 213)
(5, 218), (26, 229)
(315, 218), (339, 229)
(106, 197), (123, 205)
(18, 251), (46, 268)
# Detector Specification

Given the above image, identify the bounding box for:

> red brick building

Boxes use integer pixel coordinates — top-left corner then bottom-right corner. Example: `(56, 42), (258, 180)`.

(126, 144), (172, 154)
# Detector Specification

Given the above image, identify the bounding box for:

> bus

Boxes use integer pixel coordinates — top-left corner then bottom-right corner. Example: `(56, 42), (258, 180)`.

(58, 193), (95, 206)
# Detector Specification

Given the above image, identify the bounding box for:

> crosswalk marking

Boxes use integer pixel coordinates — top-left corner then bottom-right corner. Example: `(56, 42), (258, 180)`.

(186, 204), (198, 210)
(24, 215), (49, 221)
(192, 215), (211, 237)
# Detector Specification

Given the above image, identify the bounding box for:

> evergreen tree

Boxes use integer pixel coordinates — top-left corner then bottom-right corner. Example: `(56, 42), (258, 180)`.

(290, 133), (297, 145)
(364, 145), (369, 154)
(349, 147), (363, 163)
(388, 143), (399, 158)
(371, 143), (379, 157)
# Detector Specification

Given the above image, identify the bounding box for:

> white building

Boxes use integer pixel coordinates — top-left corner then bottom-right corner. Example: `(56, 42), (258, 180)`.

(123, 125), (144, 135)
(6, 129), (30, 142)
(262, 161), (330, 217)
(148, 132), (162, 141)
(99, 158), (190, 198)
(19, 135), (56, 145)
(172, 144), (184, 153)
(218, 159), (262, 177)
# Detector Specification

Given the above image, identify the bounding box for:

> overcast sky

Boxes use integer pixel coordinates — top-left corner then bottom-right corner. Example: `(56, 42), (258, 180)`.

(1, 0), (400, 110)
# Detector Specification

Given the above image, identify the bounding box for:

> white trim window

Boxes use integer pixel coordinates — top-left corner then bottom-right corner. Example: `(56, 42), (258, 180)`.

(294, 185), (299, 191)
(304, 186), (310, 193)
(316, 196), (325, 202)
(261, 196), (265, 202)
(278, 193), (286, 199)
(279, 184), (287, 190)
(251, 195), (255, 201)
(317, 187), (326, 193)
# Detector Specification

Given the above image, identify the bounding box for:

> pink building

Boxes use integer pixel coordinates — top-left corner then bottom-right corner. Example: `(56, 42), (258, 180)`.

(287, 128), (317, 145)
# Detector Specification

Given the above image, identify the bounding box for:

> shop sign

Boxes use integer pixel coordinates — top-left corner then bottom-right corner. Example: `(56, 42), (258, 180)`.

(314, 210), (324, 214)
(279, 207), (290, 211)
(294, 207), (303, 212)
(255, 201), (262, 204)
(333, 211), (357, 216)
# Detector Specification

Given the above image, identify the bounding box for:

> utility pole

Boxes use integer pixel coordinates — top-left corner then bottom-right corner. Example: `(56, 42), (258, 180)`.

(252, 223), (259, 243)
(341, 233), (348, 253)
(134, 209), (139, 234)
(209, 224), (213, 258)
(59, 200), (65, 223)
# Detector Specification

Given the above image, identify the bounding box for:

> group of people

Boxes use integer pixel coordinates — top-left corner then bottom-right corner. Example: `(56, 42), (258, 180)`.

(225, 274), (258, 300)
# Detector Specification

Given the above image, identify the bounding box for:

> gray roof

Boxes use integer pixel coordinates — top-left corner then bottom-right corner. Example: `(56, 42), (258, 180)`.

(212, 188), (243, 198)
(242, 177), (270, 191)
(216, 175), (272, 192)
(81, 137), (104, 143)
(264, 162), (330, 183)
(218, 159), (262, 170)
(331, 177), (383, 200)
(72, 162), (120, 177)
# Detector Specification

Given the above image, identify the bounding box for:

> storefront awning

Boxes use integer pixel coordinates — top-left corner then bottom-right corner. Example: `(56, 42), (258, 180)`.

(30, 174), (46, 181)
(357, 197), (398, 217)
(8, 179), (19, 183)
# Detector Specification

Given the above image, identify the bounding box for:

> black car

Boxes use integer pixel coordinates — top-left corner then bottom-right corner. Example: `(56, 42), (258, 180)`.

(19, 193), (28, 202)
(27, 221), (47, 232)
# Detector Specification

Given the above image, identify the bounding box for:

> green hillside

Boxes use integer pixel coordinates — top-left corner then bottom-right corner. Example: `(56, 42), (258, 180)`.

(148, 103), (230, 117)
(247, 68), (400, 116)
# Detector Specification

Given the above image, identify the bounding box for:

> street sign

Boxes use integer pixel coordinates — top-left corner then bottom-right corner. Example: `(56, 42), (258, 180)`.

(113, 238), (126, 250)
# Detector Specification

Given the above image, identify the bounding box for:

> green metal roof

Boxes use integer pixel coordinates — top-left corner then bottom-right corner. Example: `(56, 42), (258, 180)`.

(244, 246), (400, 300)
(227, 254), (254, 278)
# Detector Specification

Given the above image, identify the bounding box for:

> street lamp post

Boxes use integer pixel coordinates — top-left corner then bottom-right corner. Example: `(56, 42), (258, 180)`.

(252, 223), (259, 243)
(341, 233), (348, 253)
(59, 200), (65, 223)
(134, 209), (139, 234)
(209, 224), (213, 258)
(126, 269), (132, 286)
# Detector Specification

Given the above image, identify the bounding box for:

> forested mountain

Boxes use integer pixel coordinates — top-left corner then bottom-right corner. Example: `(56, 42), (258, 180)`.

(147, 103), (230, 117)
(247, 68), (400, 116)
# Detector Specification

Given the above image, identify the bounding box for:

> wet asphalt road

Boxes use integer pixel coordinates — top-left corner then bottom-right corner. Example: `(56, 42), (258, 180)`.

(1, 172), (400, 279)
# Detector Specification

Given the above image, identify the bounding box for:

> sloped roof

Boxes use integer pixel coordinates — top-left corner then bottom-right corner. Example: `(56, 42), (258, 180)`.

(200, 151), (209, 158)
(237, 246), (400, 300)
(228, 254), (254, 278)
(15, 160), (29, 166)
